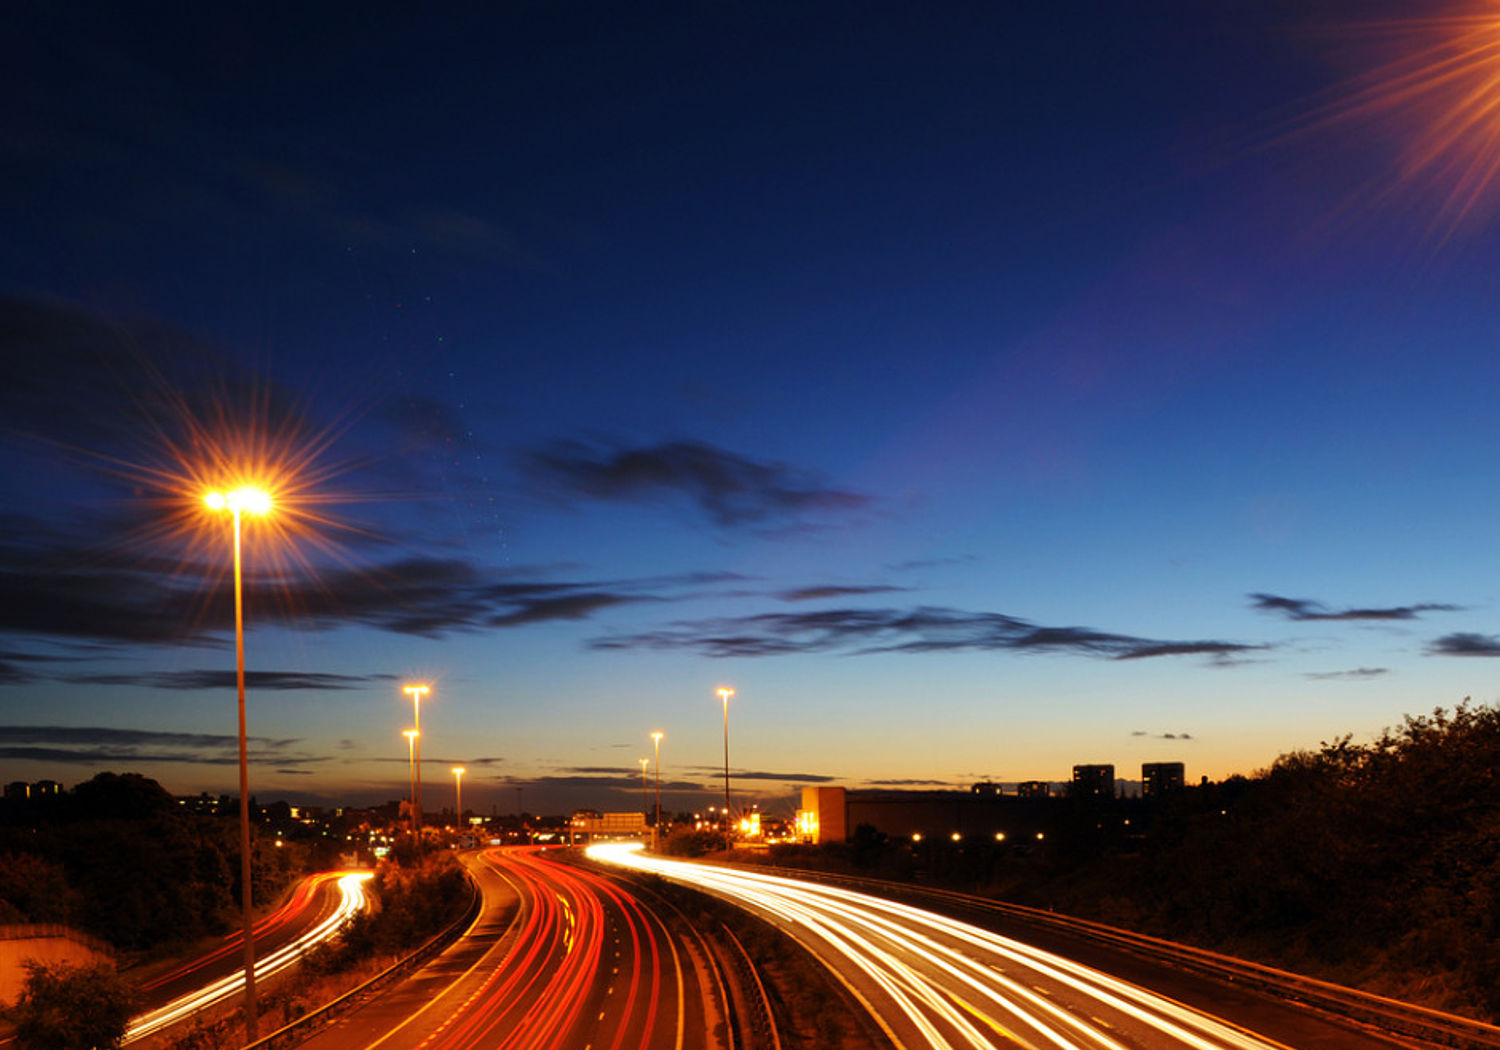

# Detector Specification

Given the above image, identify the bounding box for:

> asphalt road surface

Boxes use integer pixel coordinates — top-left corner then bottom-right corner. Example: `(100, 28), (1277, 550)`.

(299, 847), (726, 1050)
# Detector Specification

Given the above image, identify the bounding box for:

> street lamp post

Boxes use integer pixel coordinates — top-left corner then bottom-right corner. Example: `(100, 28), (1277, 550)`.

(404, 684), (429, 837)
(717, 687), (734, 851)
(403, 729), (419, 837)
(651, 731), (663, 832)
(204, 486), (272, 1041)
(639, 758), (649, 822)
(452, 766), (465, 831)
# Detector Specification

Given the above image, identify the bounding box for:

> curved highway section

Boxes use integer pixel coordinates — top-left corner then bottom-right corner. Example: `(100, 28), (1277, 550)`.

(589, 844), (1286, 1050)
(125, 870), (373, 1043)
(301, 847), (721, 1050)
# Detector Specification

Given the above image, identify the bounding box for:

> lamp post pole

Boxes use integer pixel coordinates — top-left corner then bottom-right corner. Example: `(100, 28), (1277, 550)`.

(404, 685), (429, 839)
(452, 766), (465, 831)
(717, 687), (734, 851)
(639, 758), (649, 822)
(204, 487), (272, 1042)
(651, 731), (663, 833)
(403, 730), (419, 837)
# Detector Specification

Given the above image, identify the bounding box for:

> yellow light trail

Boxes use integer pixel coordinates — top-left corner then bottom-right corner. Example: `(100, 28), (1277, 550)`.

(588, 844), (1283, 1050)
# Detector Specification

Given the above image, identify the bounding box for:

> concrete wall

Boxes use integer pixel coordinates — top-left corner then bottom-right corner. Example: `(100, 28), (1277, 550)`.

(0, 927), (113, 1007)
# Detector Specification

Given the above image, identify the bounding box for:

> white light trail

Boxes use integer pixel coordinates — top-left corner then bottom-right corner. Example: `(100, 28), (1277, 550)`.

(588, 844), (1282, 1050)
(124, 871), (373, 1043)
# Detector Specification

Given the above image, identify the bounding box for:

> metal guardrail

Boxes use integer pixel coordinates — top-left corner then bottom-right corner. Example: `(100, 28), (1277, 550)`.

(244, 869), (482, 1050)
(770, 867), (1500, 1050)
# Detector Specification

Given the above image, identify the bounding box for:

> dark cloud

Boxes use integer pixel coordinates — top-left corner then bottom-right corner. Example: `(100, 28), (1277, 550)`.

(1304, 667), (1389, 680)
(521, 439), (870, 528)
(862, 778), (957, 787)
(1428, 633), (1500, 657)
(1131, 731), (1194, 740)
(60, 669), (387, 690)
(776, 585), (905, 602)
(0, 521), (715, 649)
(0, 725), (314, 766)
(1250, 593), (1460, 622)
(681, 766), (838, 783)
(593, 605), (1261, 664)
(487, 591), (648, 627)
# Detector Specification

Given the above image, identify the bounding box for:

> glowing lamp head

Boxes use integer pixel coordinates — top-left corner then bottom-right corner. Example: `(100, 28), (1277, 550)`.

(452, 766), (465, 777)
(204, 486), (273, 515)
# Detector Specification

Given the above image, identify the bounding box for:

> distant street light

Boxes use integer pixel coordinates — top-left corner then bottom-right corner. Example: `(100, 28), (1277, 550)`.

(717, 687), (734, 851)
(404, 684), (429, 836)
(203, 485), (273, 1041)
(402, 730), (419, 834)
(651, 731), (664, 832)
(452, 766), (466, 830)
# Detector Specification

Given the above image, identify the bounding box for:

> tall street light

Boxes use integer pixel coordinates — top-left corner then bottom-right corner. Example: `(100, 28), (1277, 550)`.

(451, 766), (466, 830)
(203, 485), (272, 1041)
(404, 684), (429, 838)
(717, 687), (734, 851)
(651, 731), (664, 832)
(403, 729), (419, 836)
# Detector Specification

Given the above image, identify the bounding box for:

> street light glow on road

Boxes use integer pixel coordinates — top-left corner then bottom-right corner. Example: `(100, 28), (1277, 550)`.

(588, 844), (1281, 1050)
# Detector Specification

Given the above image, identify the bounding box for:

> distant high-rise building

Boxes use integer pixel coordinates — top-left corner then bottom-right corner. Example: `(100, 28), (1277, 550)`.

(4, 782), (29, 801)
(971, 781), (998, 796)
(1016, 780), (1050, 799)
(1142, 762), (1185, 798)
(32, 780), (62, 797)
(1071, 764), (1115, 799)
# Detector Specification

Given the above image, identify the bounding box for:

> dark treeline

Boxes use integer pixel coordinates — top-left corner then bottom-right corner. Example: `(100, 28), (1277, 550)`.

(767, 701), (1500, 1022)
(1078, 700), (1500, 1019)
(0, 773), (311, 952)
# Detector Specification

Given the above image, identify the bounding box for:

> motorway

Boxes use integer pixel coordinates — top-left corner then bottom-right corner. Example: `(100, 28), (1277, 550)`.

(125, 870), (373, 1042)
(588, 844), (1420, 1050)
(299, 847), (725, 1050)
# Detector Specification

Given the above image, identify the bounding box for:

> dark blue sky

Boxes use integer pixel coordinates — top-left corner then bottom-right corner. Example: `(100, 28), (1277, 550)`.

(5, 1), (1500, 814)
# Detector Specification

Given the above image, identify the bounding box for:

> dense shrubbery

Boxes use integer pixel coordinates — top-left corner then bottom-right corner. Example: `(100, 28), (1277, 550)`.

(307, 851), (470, 973)
(5, 959), (135, 1050)
(1089, 701), (1500, 1017)
(659, 827), (726, 857)
(0, 773), (305, 952)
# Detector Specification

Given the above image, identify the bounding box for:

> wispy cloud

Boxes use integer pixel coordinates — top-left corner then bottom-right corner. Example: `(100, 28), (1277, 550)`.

(1304, 667), (1389, 680)
(520, 439), (870, 528)
(776, 585), (905, 602)
(592, 605), (1262, 664)
(1428, 633), (1500, 657)
(1131, 731), (1194, 740)
(1250, 593), (1460, 622)
(886, 555), (979, 573)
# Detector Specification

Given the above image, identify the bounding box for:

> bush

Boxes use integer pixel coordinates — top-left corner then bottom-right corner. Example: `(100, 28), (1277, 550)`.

(6, 959), (135, 1050)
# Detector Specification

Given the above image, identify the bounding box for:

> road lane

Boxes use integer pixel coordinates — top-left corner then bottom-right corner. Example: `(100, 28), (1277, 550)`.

(301, 847), (718, 1050)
